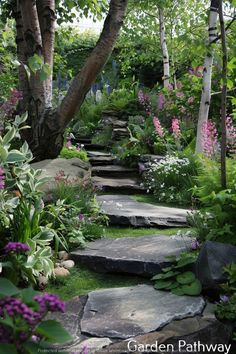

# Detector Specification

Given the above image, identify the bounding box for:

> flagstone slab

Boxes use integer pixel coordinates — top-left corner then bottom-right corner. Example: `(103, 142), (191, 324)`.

(92, 177), (144, 193)
(97, 194), (189, 227)
(81, 285), (205, 339)
(70, 235), (192, 276)
(92, 165), (137, 177)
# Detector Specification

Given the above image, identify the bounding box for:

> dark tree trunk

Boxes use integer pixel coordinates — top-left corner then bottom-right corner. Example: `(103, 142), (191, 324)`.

(15, 0), (128, 161)
(219, 0), (227, 189)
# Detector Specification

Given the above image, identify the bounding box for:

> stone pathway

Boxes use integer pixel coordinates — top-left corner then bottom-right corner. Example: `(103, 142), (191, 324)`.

(71, 235), (192, 276)
(38, 147), (233, 352)
(98, 194), (189, 227)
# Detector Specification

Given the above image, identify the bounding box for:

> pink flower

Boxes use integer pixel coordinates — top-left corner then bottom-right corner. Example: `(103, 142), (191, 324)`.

(138, 90), (151, 114)
(153, 117), (164, 138)
(157, 93), (165, 111)
(176, 82), (183, 90)
(176, 91), (184, 98)
(171, 118), (181, 139)
(167, 84), (173, 91)
(188, 97), (194, 104)
(201, 120), (219, 158)
(66, 139), (72, 148)
(226, 116), (236, 154)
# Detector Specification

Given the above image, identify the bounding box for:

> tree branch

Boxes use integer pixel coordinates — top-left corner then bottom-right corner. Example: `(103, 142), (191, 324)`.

(57, 0), (128, 128)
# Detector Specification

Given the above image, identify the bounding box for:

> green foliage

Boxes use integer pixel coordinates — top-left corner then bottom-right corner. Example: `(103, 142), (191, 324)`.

(59, 146), (88, 161)
(152, 252), (201, 296)
(189, 158), (236, 244)
(221, 263), (236, 296)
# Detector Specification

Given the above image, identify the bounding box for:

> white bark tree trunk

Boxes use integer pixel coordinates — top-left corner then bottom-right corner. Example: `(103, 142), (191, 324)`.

(195, 0), (220, 153)
(159, 7), (170, 88)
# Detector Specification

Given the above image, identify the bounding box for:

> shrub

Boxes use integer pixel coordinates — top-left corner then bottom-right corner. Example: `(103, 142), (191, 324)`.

(59, 146), (88, 161)
(143, 154), (198, 205)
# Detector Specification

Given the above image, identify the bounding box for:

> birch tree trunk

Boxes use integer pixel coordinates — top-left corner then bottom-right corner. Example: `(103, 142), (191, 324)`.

(159, 7), (170, 88)
(195, 0), (220, 153)
(13, 0), (128, 161)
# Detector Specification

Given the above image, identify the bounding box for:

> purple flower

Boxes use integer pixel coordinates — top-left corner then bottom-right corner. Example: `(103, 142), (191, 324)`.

(0, 166), (5, 190)
(191, 239), (200, 250)
(0, 297), (41, 327)
(4, 242), (30, 254)
(79, 213), (84, 221)
(34, 294), (65, 314)
(220, 295), (229, 303)
(157, 93), (166, 111)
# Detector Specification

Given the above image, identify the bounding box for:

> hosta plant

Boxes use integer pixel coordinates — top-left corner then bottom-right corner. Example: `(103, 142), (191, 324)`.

(152, 252), (202, 296)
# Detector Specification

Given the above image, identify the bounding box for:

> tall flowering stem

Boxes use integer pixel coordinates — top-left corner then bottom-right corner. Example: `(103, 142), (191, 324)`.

(138, 90), (151, 114)
(153, 117), (164, 138)
(226, 116), (236, 155)
(201, 120), (219, 158)
(171, 118), (181, 139)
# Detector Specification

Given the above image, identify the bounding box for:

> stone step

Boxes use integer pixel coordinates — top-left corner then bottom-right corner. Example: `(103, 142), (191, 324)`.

(92, 177), (144, 193)
(80, 285), (205, 339)
(87, 151), (112, 158)
(70, 234), (193, 277)
(97, 195), (189, 227)
(89, 156), (117, 166)
(92, 165), (138, 178)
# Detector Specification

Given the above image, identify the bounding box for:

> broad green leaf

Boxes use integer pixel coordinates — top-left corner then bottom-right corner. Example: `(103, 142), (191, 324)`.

(2, 127), (16, 145)
(0, 278), (19, 297)
(182, 279), (202, 296)
(152, 270), (180, 280)
(36, 320), (72, 343)
(7, 150), (26, 163)
(177, 271), (196, 285)
(0, 145), (8, 162)
(154, 280), (173, 290)
(0, 344), (17, 354)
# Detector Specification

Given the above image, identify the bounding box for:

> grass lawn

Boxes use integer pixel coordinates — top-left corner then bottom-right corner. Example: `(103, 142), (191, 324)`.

(46, 265), (150, 300)
(132, 194), (192, 209)
(104, 226), (190, 238)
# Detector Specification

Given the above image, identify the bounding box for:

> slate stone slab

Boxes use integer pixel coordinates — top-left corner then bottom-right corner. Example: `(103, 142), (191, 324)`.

(97, 195), (189, 227)
(196, 240), (236, 290)
(87, 151), (112, 157)
(70, 235), (193, 276)
(92, 165), (137, 178)
(97, 304), (232, 353)
(92, 177), (144, 193)
(81, 285), (205, 339)
(89, 156), (117, 166)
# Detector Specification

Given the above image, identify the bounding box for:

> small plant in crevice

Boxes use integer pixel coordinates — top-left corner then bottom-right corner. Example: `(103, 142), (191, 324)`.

(152, 252), (202, 296)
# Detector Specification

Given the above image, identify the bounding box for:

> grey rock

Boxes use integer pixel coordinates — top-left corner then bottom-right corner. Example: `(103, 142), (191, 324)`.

(196, 240), (236, 290)
(31, 158), (91, 190)
(99, 312), (232, 353)
(87, 151), (112, 157)
(67, 337), (112, 353)
(139, 154), (163, 163)
(61, 260), (75, 269)
(92, 178), (143, 193)
(81, 285), (205, 339)
(98, 195), (189, 227)
(89, 156), (116, 166)
(71, 235), (193, 276)
(46, 296), (86, 344)
(92, 165), (137, 178)
(58, 251), (69, 261)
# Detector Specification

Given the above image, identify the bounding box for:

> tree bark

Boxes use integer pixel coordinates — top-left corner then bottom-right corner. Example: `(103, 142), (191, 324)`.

(36, 0), (56, 108)
(195, 0), (220, 154)
(159, 7), (170, 88)
(18, 0), (128, 160)
(219, 0), (227, 189)
(57, 0), (128, 129)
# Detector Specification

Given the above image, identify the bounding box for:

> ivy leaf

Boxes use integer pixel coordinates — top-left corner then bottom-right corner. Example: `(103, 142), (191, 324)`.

(40, 64), (52, 82)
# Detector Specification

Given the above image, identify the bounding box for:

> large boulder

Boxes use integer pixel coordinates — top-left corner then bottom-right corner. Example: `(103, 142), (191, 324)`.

(195, 240), (236, 290)
(31, 158), (91, 190)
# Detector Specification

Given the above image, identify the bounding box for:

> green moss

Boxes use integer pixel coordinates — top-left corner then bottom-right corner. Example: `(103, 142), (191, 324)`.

(59, 147), (88, 161)
(46, 265), (149, 300)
